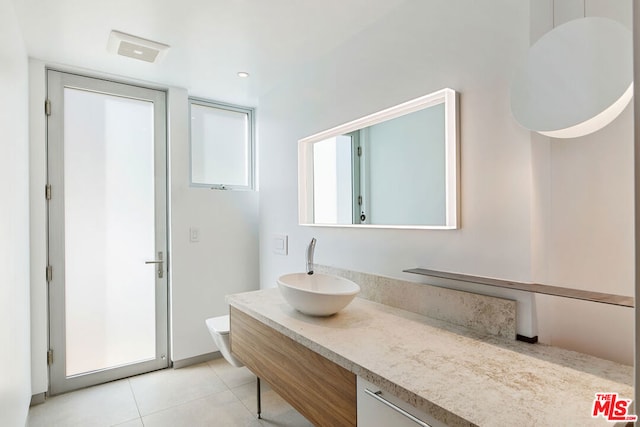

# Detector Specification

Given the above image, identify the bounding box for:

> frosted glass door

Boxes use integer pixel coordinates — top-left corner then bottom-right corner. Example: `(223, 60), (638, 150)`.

(64, 88), (156, 375)
(47, 71), (168, 395)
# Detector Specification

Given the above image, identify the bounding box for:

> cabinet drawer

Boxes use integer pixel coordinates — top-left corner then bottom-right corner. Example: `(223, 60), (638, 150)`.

(357, 377), (448, 427)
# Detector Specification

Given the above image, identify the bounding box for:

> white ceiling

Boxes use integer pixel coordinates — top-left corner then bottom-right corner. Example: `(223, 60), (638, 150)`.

(12, 0), (408, 106)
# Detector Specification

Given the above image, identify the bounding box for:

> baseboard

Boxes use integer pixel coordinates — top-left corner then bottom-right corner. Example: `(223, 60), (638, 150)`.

(30, 392), (46, 406)
(172, 351), (221, 369)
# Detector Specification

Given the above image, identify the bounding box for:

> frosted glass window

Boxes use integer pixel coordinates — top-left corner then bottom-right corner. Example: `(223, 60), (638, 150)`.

(190, 100), (254, 189)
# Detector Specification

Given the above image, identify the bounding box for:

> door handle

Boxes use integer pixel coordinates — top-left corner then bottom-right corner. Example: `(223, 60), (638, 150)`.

(145, 252), (164, 278)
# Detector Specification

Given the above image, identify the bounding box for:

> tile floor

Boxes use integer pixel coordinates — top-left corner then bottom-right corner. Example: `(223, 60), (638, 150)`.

(27, 358), (314, 427)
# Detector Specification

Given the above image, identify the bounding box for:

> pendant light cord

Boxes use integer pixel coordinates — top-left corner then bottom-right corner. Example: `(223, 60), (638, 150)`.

(552, 0), (587, 28)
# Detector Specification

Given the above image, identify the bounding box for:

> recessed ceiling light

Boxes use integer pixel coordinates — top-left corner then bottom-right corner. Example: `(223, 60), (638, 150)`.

(237, 72), (250, 78)
(107, 30), (170, 63)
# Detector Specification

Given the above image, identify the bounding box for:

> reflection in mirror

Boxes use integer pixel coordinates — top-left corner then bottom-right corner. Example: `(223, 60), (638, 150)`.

(299, 88), (458, 229)
(312, 134), (357, 224)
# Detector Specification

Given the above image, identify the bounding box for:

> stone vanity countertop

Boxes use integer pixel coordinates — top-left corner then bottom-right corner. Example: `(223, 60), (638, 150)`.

(227, 289), (634, 427)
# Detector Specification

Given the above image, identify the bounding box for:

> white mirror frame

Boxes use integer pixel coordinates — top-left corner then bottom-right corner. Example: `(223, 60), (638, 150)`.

(298, 88), (459, 229)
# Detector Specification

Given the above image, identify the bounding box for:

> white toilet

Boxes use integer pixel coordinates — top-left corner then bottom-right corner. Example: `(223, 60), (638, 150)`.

(205, 315), (244, 368)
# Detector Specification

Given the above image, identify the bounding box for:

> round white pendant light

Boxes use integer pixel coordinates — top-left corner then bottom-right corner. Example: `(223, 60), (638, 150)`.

(510, 17), (633, 139)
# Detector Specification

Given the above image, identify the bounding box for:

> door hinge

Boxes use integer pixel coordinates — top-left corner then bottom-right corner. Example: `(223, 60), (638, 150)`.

(357, 146), (362, 156)
(47, 349), (53, 366)
(45, 99), (51, 116)
(46, 265), (53, 283)
(45, 184), (52, 200)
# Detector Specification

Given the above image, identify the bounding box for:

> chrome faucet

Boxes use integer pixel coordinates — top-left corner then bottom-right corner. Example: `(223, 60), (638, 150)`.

(306, 238), (316, 275)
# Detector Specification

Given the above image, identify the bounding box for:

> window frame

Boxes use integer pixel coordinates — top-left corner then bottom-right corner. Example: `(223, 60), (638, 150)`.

(188, 97), (255, 190)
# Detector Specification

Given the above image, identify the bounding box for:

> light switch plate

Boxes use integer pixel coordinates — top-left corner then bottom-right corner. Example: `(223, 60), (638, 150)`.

(273, 234), (288, 255)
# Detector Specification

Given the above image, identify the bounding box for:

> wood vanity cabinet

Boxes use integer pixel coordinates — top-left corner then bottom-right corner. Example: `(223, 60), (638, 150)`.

(229, 307), (357, 426)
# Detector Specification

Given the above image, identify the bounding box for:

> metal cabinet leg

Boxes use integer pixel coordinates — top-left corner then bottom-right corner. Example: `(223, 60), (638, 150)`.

(257, 377), (262, 419)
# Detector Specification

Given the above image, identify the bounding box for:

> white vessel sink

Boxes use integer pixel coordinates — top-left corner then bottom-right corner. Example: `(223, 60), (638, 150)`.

(277, 273), (360, 316)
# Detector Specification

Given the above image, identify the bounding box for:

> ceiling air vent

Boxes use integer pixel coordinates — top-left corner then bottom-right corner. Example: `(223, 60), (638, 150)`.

(107, 30), (169, 63)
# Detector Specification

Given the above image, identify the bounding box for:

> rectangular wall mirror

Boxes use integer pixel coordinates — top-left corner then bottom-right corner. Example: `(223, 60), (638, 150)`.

(299, 88), (459, 229)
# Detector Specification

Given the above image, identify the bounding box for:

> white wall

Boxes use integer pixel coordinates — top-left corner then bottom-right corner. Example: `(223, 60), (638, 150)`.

(258, 0), (634, 364)
(0, 0), (31, 424)
(28, 67), (260, 393)
(530, 0), (634, 364)
(168, 88), (259, 362)
(259, 0), (534, 318)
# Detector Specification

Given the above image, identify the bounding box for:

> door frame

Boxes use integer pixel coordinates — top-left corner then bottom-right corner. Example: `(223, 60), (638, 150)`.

(46, 69), (170, 395)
